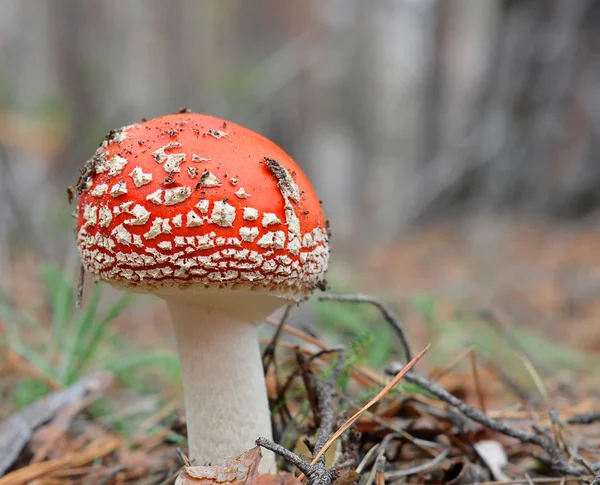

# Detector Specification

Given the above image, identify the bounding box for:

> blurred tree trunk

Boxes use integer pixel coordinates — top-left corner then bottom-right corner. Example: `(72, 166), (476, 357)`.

(50, 0), (96, 173)
(416, 0), (600, 225)
(1, 0), (600, 262)
(467, 0), (599, 218)
(389, 0), (499, 231)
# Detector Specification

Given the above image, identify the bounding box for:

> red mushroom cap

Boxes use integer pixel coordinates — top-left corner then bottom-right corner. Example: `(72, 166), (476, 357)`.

(75, 112), (329, 299)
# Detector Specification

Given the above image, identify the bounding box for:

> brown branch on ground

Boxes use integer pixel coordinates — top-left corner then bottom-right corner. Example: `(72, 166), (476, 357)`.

(258, 346), (430, 485)
(262, 306), (294, 437)
(567, 411), (600, 426)
(298, 347), (343, 457)
(262, 305), (293, 374)
(384, 363), (599, 477)
(257, 348), (343, 485)
(264, 302), (598, 482)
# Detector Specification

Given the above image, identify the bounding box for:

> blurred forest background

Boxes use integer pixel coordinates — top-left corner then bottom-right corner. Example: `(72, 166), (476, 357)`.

(1, 2), (600, 481)
(1, 0), (600, 359)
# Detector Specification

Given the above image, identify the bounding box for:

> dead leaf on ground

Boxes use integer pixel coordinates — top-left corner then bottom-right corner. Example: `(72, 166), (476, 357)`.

(176, 447), (302, 485)
(175, 447), (262, 485)
(0, 435), (121, 485)
(0, 372), (113, 476)
(473, 439), (509, 481)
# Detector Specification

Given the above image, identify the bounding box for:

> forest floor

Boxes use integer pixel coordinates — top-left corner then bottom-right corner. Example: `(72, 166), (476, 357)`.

(0, 219), (598, 484)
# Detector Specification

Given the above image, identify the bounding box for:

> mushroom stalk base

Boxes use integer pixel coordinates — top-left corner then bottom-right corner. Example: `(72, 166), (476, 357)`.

(167, 299), (276, 473)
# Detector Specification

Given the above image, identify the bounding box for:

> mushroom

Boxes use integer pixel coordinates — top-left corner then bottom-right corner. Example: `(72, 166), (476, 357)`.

(73, 112), (329, 472)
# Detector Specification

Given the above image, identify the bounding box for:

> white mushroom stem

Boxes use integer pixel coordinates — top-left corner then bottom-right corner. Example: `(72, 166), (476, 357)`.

(164, 293), (285, 473)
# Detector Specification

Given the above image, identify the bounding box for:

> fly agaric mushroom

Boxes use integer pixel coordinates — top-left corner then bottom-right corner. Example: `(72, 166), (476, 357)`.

(73, 112), (329, 472)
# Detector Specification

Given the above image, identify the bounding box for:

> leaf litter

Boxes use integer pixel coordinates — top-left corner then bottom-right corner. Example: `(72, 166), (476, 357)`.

(0, 288), (598, 484)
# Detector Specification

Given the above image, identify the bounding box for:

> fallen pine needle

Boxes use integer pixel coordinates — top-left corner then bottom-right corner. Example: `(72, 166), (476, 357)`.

(428, 345), (475, 381)
(518, 353), (550, 403)
(264, 318), (327, 350)
(470, 350), (487, 415)
(309, 344), (430, 468)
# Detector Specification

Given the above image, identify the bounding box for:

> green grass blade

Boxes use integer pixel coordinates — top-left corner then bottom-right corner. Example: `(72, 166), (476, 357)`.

(42, 261), (75, 352)
(104, 350), (181, 385)
(0, 300), (49, 343)
(73, 292), (132, 375)
(59, 282), (102, 384)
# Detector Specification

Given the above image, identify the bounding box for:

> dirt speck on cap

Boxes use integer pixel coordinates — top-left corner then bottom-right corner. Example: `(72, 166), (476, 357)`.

(203, 129), (227, 140)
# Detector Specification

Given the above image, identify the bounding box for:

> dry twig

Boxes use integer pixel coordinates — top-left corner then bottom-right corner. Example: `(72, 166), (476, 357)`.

(262, 306), (293, 373)
(318, 294), (412, 362)
(384, 364), (599, 477)
(567, 411), (600, 426)
(257, 345), (429, 485)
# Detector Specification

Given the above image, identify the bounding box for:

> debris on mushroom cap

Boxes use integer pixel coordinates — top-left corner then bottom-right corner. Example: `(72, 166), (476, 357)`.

(73, 112), (329, 299)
